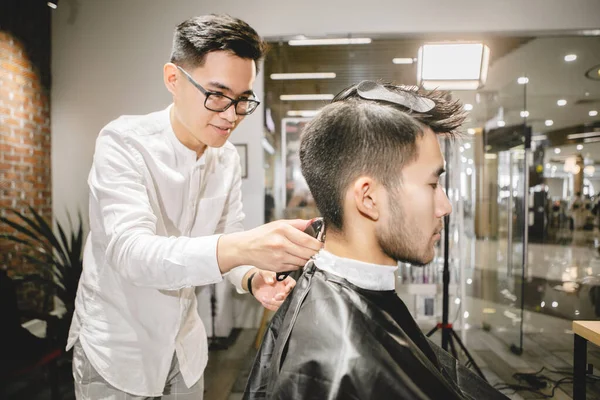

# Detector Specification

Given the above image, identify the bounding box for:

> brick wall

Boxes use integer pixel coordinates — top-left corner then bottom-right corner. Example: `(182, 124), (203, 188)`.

(1, 0), (52, 312)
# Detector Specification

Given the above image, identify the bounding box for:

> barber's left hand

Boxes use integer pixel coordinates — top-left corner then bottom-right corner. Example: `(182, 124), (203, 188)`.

(250, 270), (296, 311)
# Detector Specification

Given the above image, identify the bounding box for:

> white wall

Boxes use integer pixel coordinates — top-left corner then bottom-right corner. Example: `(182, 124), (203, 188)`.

(51, 0), (600, 226)
(228, 69), (264, 229)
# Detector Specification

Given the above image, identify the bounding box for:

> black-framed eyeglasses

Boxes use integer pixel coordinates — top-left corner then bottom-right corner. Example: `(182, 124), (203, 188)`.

(176, 66), (260, 115)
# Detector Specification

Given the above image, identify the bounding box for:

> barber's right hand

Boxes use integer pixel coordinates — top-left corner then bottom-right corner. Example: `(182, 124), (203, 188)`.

(217, 219), (323, 274)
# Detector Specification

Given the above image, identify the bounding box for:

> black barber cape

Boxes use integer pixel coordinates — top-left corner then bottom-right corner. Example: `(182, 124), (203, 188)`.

(243, 261), (507, 400)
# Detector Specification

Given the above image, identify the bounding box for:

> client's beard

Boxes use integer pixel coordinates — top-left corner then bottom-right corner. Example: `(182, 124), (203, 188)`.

(376, 201), (432, 266)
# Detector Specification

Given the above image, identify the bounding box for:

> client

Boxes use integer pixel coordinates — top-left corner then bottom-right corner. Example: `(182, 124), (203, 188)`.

(244, 81), (507, 400)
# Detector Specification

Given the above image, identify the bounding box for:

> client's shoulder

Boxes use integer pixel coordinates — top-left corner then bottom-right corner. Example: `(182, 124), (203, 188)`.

(293, 270), (380, 332)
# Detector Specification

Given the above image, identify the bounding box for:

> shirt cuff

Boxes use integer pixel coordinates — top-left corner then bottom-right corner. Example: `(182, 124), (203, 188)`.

(180, 235), (224, 287)
(225, 265), (255, 294)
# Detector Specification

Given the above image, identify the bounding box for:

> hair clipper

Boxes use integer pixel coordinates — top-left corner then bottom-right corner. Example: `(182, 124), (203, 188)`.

(275, 217), (325, 282)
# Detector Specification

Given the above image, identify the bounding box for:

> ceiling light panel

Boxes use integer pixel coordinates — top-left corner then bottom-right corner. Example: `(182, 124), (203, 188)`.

(280, 94), (335, 101)
(288, 38), (371, 46)
(270, 72), (336, 80)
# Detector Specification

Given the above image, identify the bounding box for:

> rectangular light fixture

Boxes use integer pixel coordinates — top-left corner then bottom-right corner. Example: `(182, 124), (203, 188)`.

(531, 135), (547, 141)
(421, 81), (481, 90)
(270, 72), (336, 80)
(584, 137), (600, 144)
(287, 110), (321, 117)
(417, 43), (490, 91)
(262, 138), (275, 155)
(280, 94), (334, 101)
(392, 58), (414, 65)
(288, 38), (371, 46)
(567, 131), (600, 140)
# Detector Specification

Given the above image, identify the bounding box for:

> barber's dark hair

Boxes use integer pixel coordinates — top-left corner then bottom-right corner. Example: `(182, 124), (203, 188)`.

(170, 14), (267, 70)
(299, 83), (466, 232)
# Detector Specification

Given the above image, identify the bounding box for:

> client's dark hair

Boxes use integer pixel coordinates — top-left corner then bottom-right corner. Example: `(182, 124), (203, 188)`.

(299, 82), (466, 232)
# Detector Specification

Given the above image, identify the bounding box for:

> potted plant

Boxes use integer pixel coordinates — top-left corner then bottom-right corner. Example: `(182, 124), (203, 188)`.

(0, 207), (84, 348)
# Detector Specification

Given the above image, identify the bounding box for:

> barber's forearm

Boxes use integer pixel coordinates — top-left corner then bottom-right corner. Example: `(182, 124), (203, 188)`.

(216, 232), (245, 274)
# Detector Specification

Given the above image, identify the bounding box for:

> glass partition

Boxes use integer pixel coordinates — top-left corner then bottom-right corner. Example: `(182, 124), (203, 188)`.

(263, 34), (600, 375)
(278, 117), (320, 220)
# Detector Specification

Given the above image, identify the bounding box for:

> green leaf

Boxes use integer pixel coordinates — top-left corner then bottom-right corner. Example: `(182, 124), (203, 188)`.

(28, 206), (69, 266)
(0, 215), (43, 243)
(0, 233), (36, 247)
(56, 220), (71, 262)
(2, 207), (84, 322)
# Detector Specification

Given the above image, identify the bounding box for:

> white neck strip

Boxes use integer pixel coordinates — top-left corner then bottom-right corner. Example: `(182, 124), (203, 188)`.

(313, 249), (398, 291)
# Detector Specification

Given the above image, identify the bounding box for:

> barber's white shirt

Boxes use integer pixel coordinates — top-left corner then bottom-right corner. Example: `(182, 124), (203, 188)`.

(67, 105), (253, 396)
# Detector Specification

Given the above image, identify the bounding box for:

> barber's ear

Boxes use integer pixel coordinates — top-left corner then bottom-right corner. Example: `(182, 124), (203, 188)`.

(164, 63), (179, 95)
(353, 177), (380, 221)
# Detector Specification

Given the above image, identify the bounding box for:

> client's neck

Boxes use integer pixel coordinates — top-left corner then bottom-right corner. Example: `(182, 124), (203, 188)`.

(323, 229), (397, 266)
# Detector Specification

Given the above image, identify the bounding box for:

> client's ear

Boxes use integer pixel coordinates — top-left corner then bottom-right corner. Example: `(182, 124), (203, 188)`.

(352, 177), (381, 221)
